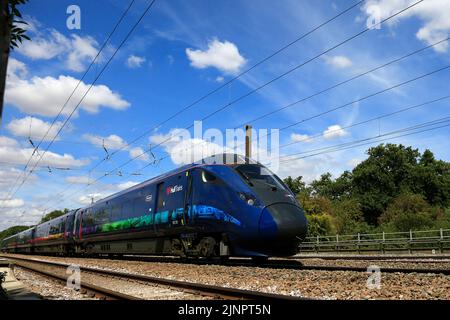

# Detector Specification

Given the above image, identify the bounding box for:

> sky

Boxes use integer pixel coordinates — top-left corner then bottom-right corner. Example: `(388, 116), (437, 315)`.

(1, 0), (449, 230)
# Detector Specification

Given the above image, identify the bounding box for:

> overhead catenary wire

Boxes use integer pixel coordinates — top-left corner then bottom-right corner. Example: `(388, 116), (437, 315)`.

(135, 62), (450, 173)
(0, 160), (143, 176)
(28, 60), (448, 216)
(139, 37), (450, 162)
(270, 117), (450, 164)
(0, 0), (138, 208)
(7, 0), (374, 212)
(35, 117), (450, 218)
(9, 0), (429, 217)
(35, 37), (450, 214)
(0, 0), (158, 209)
(85, 0), (366, 175)
(71, 0), (425, 185)
(233, 36), (450, 129)
(33, 39), (446, 214)
(95, 0), (425, 169)
(276, 94), (450, 150)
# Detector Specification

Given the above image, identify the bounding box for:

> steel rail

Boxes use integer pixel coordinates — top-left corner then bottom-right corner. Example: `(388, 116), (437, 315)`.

(11, 260), (140, 300)
(292, 255), (450, 261)
(3, 255), (308, 300)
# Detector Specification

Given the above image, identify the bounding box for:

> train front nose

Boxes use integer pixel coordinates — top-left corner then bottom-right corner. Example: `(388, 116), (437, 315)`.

(259, 203), (308, 255)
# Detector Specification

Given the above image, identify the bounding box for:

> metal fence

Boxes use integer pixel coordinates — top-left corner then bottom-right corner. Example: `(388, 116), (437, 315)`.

(298, 228), (450, 254)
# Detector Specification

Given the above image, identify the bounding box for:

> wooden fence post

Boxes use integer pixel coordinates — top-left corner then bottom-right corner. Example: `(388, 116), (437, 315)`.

(357, 233), (360, 254)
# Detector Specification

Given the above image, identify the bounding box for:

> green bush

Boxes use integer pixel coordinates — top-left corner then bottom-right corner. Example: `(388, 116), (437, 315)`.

(306, 213), (336, 237)
(331, 198), (370, 235)
(379, 194), (434, 232)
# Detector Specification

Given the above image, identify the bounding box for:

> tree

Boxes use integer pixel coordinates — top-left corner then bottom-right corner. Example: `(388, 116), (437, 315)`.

(331, 198), (369, 235)
(305, 213), (335, 237)
(410, 149), (450, 207)
(310, 173), (333, 198)
(351, 144), (421, 224)
(310, 171), (353, 200)
(379, 194), (434, 232)
(40, 209), (69, 223)
(283, 176), (307, 195)
(1, 0), (30, 123)
(0, 225), (30, 240)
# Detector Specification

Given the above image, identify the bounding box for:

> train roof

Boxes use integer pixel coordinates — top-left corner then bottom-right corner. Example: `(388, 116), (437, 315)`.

(1, 154), (259, 242)
(2, 209), (80, 242)
(91, 153), (259, 205)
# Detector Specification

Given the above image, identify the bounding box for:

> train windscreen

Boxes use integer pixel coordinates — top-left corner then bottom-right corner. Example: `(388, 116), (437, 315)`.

(233, 164), (288, 191)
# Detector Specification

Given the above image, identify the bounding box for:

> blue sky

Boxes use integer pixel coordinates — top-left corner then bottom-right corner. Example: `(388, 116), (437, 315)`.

(1, 0), (449, 229)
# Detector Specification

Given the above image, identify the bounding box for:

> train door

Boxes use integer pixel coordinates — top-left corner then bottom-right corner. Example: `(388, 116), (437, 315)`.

(154, 172), (189, 234)
(30, 227), (36, 253)
(140, 185), (156, 232)
(74, 209), (83, 240)
(183, 170), (193, 225)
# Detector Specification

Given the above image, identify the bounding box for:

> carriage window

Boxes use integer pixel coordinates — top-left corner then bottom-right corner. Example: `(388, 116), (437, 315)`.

(157, 182), (166, 210)
(94, 205), (110, 224)
(111, 203), (121, 220)
(122, 201), (134, 218)
(201, 170), (217, 183)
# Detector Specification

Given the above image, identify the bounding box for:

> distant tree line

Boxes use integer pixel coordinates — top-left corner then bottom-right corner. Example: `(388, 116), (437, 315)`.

(0, 209), (69, 241)
(283, 143), (450, 237)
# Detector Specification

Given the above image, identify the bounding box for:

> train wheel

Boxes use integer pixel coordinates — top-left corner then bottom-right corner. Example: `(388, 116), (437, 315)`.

(198, 237), (217, 258)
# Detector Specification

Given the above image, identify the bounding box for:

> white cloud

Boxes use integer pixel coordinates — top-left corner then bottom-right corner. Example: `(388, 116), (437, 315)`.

(129, 147), (149, 162)
(167, 55), (174, 65)
(75, 181), (139, 205)
(0, 144), (88, 168)
(0, 168), (24, 188)
(126, 55), (146, 68)
(348, 158), (362, 168)
(0, 198), (25, 208)
(6, 62), (130, 117)
(215, 76), (224, 83)
(84, 134), (150, 162)
(150, 128), (234, 165)
(17, 29), (68, 60)
(325, 55), (353, 68)
(323, 125), (348, 139)
(7, 58), (28, 82)
(16, 25), (103, 71)
(361, 0), (450, 52)
(272, 154), (342, 182)
(290, 133), (311, 143)
(65, 176), (94, 185)
(66, 35), (100, 72)
(7, 116), (63, 141)
(0, 136), (18, 147)
(186, 38), (246, 74)
(117, 181), (139, 190)
(0, 206), (44, 231)
(77, 193), (103, 205)
(83, 134), (127, 150)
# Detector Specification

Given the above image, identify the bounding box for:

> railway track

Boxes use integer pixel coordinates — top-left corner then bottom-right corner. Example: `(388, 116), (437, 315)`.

(5, 259), (139, 300)
(293, 254), (450, 261)
(3, 255), (307, 300)
(3, 253), (449, 277)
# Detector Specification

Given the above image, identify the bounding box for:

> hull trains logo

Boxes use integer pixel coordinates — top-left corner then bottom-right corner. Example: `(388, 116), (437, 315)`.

(166, 185), (183, 195)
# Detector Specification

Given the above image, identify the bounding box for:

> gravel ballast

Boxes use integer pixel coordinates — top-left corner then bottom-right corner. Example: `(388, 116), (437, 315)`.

(5, 254), (450, 300)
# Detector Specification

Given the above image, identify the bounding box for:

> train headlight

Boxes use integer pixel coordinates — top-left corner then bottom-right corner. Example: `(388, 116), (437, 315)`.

(238, 192), (257, 206)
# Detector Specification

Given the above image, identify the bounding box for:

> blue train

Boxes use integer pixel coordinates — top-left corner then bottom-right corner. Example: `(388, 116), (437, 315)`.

(1, 154), (308, 259)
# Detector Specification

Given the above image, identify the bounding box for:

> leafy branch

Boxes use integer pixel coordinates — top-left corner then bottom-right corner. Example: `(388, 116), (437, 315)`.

(7, 0), (30, 50)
